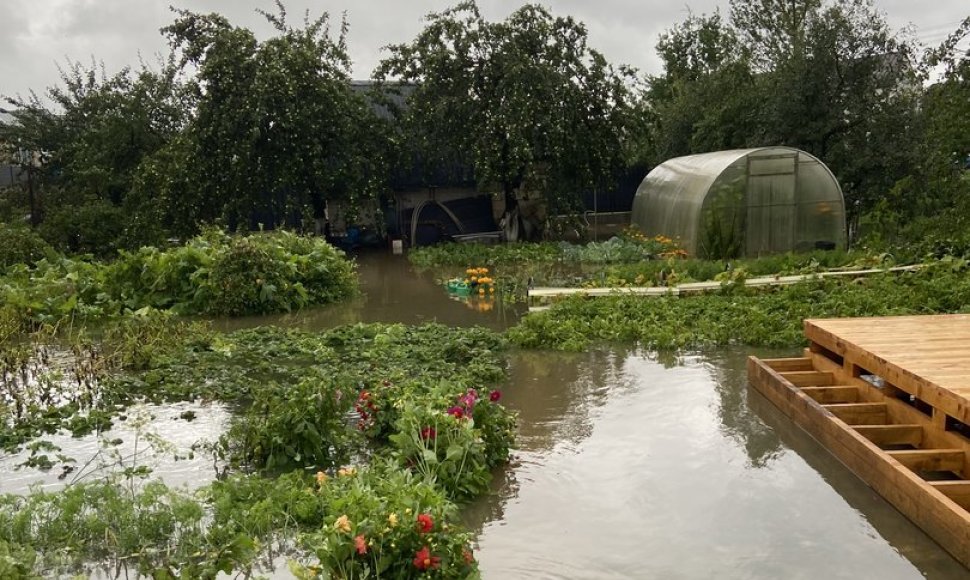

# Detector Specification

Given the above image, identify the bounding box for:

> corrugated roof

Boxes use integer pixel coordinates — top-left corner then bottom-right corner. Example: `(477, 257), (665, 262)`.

(0, 108), (16, 126)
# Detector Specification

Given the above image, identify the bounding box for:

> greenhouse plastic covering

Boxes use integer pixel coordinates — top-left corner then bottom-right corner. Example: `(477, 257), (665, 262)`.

(631, 147), (846, 258)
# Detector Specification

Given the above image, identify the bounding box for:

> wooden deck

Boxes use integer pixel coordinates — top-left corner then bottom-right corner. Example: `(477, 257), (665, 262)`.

(748, 314), (970, 570)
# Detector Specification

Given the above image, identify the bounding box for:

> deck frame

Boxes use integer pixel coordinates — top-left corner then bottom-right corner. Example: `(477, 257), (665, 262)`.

(748, 314), (970, 570)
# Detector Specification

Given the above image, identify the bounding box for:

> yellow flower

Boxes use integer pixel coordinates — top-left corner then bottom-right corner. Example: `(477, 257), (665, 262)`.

(315, 471), (328, 485)
(388, 513), (399, 527)
(334, 514), (352, 533)
(337, 466), (357, 477)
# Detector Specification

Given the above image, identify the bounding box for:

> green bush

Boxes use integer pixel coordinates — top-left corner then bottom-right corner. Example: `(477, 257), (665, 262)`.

(220, 371), (357, 472)
(0, 224), (54, 270)
(0, 230), (359, 328)
(38, 201), (126, 257)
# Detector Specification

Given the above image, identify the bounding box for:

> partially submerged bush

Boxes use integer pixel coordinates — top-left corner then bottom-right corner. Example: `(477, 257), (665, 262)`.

(0, 230), (358, 327)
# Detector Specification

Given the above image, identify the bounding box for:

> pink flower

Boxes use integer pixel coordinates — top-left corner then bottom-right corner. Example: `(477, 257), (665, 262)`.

(420, 426), (437, 440)
(447, 406), (465, 419)
(489, 390), (501, 402)
(354, 535), (367, 555)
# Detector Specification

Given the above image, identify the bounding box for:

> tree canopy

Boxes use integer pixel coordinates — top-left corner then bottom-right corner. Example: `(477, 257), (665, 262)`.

(376, 1), (634, 225)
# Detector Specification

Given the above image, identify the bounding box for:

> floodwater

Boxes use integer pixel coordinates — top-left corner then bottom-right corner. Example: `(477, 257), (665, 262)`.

(4, 252), (968, 578)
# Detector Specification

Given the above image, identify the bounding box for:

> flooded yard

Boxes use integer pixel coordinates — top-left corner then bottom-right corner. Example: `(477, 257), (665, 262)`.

(1, 252), (966, 578)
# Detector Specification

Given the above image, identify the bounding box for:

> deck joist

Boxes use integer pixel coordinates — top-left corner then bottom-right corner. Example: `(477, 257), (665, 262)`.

(748, 314), (970, 570)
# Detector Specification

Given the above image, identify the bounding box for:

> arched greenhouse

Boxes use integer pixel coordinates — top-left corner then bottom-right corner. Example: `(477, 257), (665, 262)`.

(631, 147), (846, 258)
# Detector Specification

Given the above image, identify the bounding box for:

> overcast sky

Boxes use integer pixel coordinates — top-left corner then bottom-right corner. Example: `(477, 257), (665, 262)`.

(1, 0), (967, 104)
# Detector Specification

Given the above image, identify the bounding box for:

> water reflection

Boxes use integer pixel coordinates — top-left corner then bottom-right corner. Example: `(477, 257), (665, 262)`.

(700, 347), (797, 469)
(212, 251), (525, 333)
(472, 347), (966, 579)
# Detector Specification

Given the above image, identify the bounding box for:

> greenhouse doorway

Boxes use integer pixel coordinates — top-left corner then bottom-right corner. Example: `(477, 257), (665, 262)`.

(746, 152), (797, 255)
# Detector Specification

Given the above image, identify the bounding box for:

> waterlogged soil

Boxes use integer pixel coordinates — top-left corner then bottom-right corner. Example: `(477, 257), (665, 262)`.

(3, 251), (967, 578)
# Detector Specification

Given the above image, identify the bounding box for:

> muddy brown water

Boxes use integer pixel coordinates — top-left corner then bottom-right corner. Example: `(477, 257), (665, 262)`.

(3, 252), (967, 578)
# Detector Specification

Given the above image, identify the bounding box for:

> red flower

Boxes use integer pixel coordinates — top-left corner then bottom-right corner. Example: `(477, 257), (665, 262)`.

(489, 390), (501, 402)
(413, 546), (441, 570)
(463, 548), (475, 565)
(354, 535), (367, 555)
(420, 426), (437, 440)
(447, 406), (465, 419)
(416, 513), (433, 533)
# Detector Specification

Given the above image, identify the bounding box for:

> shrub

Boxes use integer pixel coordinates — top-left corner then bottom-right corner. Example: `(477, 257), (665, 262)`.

(219, 371), (357, 472)
(38, 201), (126, 257)
(0, 224), (54, 270)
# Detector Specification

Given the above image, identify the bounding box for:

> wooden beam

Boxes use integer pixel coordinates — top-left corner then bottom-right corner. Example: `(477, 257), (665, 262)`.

(928, 481), (970, 510)
(824, 402), (887, 425)
(853, 424), (924, 447)
(801, 386), (860, 404)
(781, 371), (835, 387)
(765, 358), (814, 372)
(886, 449), (965, 473)
(747, 356), (970, 568)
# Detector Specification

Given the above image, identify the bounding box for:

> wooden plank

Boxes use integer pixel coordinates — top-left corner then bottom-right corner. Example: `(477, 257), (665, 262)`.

(747, 357), (970, 569)
(765, 357), (814, 372)
(928, 481), (970, 510)
(802, 385), (859, 405)
(886, 449), (965, 474)
(805, 315), (970, 426)
(528, 265), (922, 301)
(854, 424), (923, 447)
(801, 386), (860, 404)
(824, 402), (887, 425)
(780, 371), (834, 387)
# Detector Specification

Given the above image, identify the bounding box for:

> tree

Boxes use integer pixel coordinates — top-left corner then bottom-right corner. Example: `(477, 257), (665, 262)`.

(645, 0), (922, 236)
(1, 60), (188, 225)
(376, 1), (634, 237)
(158, 2), (392, 231)
(642, 12), (759, 163)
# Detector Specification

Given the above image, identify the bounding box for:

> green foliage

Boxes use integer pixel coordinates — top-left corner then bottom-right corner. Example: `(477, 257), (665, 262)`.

(0, 540), (40, 580)
(0, 321), (512, 577)
(222, 371), (356, 472)
(300, 462), (479, 579)
(642, 0), (923, 229)
(0, 224), (54, 270)
(409, 233), (682, 269)
(157, 4), (392, 230)
(508, 260), (970, 351)
(0, 481), (208, 577)
(377, 1), (633, 217)
(0, 230), (358, 328)
(38, 200), (126, 257)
